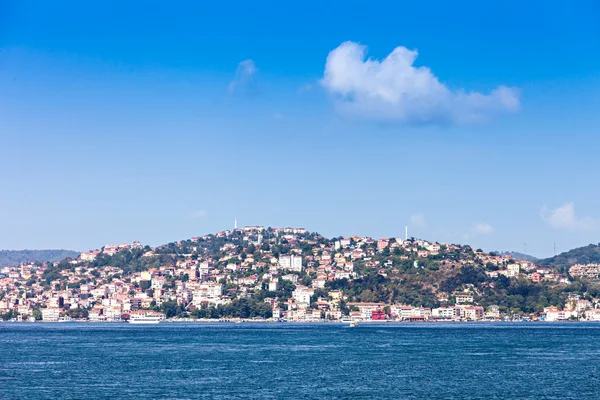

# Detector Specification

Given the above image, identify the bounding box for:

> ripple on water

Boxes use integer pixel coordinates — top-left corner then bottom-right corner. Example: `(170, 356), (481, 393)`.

(1, 323), (599, 400)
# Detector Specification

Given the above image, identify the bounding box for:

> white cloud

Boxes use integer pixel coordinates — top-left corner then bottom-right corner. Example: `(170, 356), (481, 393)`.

(228, 59), (257, 93)
(321, 41), (520, 124)
(410, 214), (427, 228)
(472, 223), (494, 235)
(189, 210), (208, 219)
(541, 203), (597, 231)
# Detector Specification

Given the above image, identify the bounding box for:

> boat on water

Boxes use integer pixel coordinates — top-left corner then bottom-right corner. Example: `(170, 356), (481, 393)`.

(128, 311), (166, 324)
(349, 321), (359, 327)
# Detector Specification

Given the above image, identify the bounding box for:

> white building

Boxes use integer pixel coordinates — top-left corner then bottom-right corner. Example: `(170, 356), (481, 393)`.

(268, 278), (278, 292)
(432, 307), (456, 319)
(455, 294), (474, 304)
(41, 308), (61, 322)
(279, 255), (303, 272)
(80, 251), (98, 262)
(311, 277), (326, 289)
(104, 306), (122, 322)
(292, 286), (314, 305)
(192, 283), (223, 306)
(584, 309), (600, 321)
(281, 274), (298, 283)
(151, 277), (166, 289)
(546, 310), (578, 321)
(507, 264), (521, 276)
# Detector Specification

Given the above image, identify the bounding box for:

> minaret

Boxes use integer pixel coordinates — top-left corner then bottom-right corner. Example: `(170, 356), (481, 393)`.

(234, 218), (238, 230)
(405, 226), (408, 241)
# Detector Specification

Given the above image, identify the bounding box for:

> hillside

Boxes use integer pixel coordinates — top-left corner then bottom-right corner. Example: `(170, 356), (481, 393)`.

(0, 249), (80, 267)
(540, 243), (600, 272)
(42, 229), (590, 315)
(3, 228), (600, 322)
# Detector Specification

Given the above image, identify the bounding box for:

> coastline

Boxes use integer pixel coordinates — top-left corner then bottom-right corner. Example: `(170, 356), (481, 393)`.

(2, 318), (597, 324)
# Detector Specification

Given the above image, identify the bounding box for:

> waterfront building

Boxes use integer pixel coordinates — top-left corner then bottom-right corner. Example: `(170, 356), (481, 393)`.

(41, 308), (61, 322)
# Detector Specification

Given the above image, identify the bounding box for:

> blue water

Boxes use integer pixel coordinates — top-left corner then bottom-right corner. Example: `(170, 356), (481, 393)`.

(1, 323), (599, 399)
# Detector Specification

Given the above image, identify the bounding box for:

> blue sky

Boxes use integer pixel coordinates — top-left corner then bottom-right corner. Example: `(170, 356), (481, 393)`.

(1, 1), (599, 257)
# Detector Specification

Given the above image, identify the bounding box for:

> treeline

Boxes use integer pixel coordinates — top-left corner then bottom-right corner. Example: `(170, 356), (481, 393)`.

(327, 273), (439, 308)
(152, 298), (274, 319)
(51, 248), (174, 276)
(477, 278), (600, 313)
(189, 298), (273, 319)
(91, 249), (173, 275)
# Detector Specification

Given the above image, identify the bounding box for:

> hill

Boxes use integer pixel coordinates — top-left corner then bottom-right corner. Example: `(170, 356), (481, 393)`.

(539, 243), (600, 272)
(3, 228), (599, 322)
(42, 230), (582, 315)
(0, 249), (80, 267)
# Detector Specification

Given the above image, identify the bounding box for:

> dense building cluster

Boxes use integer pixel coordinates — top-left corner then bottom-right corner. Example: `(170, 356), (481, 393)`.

(2, 226), (600, 322)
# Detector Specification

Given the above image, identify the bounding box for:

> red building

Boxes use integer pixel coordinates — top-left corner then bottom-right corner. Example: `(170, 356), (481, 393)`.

(371, 310), (386, 320)
(530, 272), (542, 282)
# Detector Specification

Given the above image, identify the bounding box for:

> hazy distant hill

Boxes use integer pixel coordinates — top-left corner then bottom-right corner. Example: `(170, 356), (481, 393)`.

(0, 249), (80, 267)
(539, 243), (600, 272)
(501, 251), (539, 262)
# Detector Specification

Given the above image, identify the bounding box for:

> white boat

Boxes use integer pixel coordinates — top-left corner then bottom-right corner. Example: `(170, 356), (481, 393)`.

(128, 312), (165, 324)
(349, 321), (359, 327)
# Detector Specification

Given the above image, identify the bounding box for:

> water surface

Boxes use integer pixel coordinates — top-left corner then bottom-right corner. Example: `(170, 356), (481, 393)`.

(1, 322), (599, 399)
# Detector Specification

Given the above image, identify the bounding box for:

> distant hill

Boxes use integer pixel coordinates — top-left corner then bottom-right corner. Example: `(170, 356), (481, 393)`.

(501, 251), (539, 262)
(0, 249), (80, 267)
(539, 243), (600, 272)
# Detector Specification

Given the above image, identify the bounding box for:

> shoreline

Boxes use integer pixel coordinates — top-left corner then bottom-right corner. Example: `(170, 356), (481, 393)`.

(2, 319), (596, 324)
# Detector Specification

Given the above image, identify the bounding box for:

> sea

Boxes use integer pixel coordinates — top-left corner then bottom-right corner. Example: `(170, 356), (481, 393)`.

(1, 322), (599, 399)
